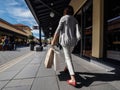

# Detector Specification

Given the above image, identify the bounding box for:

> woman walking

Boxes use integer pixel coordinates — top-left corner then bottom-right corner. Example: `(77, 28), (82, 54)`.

(51, 5), (81, 86)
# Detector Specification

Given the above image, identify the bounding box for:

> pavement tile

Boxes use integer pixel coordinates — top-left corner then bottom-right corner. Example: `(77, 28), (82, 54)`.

(58, 80), (80, 90)
(36, 68), (56, 77)
(73, 60), (105, 72)
(5, 78), (34, 88)
(30, 59), (42, 64)
(0, 81), (9, 89)
(14, 65), (39, 79)
(2, 86), (31, 90)
(74, 64), (89, 73)
(31, 77), (59, 90)
(79, 86), (90, 90)
(90, 83), (118, 90)
(0, 47), (30, 65)
(109, 81), (120, 90)
(4, 64), (25, 72)
(0, 71), (18, 81)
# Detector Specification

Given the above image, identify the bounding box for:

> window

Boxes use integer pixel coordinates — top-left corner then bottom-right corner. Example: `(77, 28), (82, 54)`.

(104, 0), (120, 61)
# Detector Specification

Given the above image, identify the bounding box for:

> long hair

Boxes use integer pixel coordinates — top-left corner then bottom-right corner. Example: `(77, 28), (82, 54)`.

(64, 5), (74, 15)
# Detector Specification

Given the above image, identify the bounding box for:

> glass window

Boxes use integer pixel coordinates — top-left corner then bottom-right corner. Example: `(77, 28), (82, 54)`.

(104, 0), (120, 61)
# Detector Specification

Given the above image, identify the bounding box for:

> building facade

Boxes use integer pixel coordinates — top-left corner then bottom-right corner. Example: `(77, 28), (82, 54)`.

(0, 18), (32, 50)
(70, 0), (120, 64)
(14, 24), (32, 37)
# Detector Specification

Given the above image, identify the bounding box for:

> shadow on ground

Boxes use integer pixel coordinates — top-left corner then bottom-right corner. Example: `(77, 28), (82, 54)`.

(57, 68), (120, 88)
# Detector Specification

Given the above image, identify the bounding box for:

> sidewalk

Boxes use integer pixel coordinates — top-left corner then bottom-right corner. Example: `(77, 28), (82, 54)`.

(0, 46), (31, 66)
(0, 46), (120, 90)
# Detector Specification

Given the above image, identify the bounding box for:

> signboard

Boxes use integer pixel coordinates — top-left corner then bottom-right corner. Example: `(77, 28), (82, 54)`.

(33, 26), (39, 29)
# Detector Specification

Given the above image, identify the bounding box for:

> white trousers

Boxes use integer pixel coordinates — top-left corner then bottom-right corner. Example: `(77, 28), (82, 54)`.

(62, 46), (75, 75)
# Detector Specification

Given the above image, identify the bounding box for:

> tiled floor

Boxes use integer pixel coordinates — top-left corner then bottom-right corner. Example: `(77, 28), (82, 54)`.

(0, 46), (120, 90)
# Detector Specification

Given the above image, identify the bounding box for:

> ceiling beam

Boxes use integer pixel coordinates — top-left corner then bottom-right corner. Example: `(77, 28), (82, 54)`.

(37, 9), (50, 14)
(38, 0), (62, 16)
(38, 12), (50, 17)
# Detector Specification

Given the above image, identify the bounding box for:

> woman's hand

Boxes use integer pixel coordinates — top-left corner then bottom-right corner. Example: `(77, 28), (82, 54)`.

(51, 40), (55, 46)
(51, 33), (59, 46)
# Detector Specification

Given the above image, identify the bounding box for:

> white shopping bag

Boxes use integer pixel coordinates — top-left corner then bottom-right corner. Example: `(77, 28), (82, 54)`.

(44, 47), (54, 68)
(53, 51), (60, 71)
(53, 49), (65, 71)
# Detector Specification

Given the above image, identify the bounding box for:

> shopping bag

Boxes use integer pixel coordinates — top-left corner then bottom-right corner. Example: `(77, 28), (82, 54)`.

(44, 47), (54, 68)
(54, 51), (60, 71)
(53, 49), (65, 71)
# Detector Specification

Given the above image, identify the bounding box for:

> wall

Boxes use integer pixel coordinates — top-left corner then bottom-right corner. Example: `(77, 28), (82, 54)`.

(92, 0), (104, 58)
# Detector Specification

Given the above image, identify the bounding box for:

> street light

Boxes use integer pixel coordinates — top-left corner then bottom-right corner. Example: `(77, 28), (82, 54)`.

(50, 12), (55, 18)
(49, 27), (52, 30)
(50, 3), (53, 6)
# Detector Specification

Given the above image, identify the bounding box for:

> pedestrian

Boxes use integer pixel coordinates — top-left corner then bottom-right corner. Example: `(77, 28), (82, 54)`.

(2, 36), (9, 50)
(51, 5), (81, 86)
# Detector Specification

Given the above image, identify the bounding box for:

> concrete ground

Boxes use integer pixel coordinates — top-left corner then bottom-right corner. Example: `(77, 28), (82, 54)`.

(0, 46), (31, 66)
(0, 46), (120, 90)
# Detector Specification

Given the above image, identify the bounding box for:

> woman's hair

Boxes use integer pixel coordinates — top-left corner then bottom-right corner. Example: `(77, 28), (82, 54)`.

(64, 5), (74, 15)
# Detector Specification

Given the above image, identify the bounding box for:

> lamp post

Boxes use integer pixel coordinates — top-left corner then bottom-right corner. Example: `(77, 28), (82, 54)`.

(35, 25), (43, 51)
(39, 25), (42, 47)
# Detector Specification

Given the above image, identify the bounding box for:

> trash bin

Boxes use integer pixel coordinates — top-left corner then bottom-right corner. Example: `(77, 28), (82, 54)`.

(30, 41), (35, 51)
(30, 44), (34, 51)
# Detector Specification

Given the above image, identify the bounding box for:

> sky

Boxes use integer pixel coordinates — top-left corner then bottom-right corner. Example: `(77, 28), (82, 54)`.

(0, 0), (43, 39)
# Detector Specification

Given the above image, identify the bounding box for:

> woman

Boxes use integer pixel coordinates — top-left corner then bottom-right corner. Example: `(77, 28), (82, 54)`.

(51, 5), (81, 86)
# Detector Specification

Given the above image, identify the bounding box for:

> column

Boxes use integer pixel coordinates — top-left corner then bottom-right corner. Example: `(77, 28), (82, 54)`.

(92, 0), (104, 58)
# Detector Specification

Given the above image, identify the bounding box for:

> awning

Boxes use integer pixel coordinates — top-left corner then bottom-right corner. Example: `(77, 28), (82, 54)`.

(25, 0), (71, 38)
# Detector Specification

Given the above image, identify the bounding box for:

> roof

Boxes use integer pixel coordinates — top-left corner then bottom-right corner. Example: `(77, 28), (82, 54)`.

(25, 0), (71, 38)
(14, 24), (32, 31)
(0, 18), (27, 36)
(14, 24), (28, 27)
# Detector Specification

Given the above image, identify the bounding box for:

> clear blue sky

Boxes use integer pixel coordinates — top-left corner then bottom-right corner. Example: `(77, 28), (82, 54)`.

(0, 0), (43, 38)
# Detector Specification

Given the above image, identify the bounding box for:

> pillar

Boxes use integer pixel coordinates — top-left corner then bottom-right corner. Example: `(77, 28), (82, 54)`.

(92, 0), (104, 58)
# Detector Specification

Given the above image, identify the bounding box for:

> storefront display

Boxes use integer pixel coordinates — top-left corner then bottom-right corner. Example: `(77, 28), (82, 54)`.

(104, 0), (120, 61)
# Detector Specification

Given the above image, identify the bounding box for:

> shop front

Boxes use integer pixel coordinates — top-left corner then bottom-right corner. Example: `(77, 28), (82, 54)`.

(0, 19), (28, 50)
(104, 0), (120, 62)
(71, 0), (120, 65)
(0, 28), (28, 50)
(72, 0), (93, 60)
(71, 0), (103, 60)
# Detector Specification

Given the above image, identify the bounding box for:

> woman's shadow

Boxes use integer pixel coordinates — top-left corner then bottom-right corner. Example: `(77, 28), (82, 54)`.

(58, 68), (120, 88)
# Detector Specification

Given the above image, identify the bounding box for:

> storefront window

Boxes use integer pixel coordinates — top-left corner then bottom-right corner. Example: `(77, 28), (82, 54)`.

(104, 0), (120, 61)
(73, 14), (81, 54)
(82, 0), (92, 58)
(73, 0), (93, 59)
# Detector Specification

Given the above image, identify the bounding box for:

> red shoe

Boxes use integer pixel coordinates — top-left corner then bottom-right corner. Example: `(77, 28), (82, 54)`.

(67, 80), (77, 86)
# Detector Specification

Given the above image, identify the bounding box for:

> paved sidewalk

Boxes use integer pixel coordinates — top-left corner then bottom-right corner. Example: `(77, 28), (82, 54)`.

(0, 46), (31, 66)
(0, 46), (120, 90)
